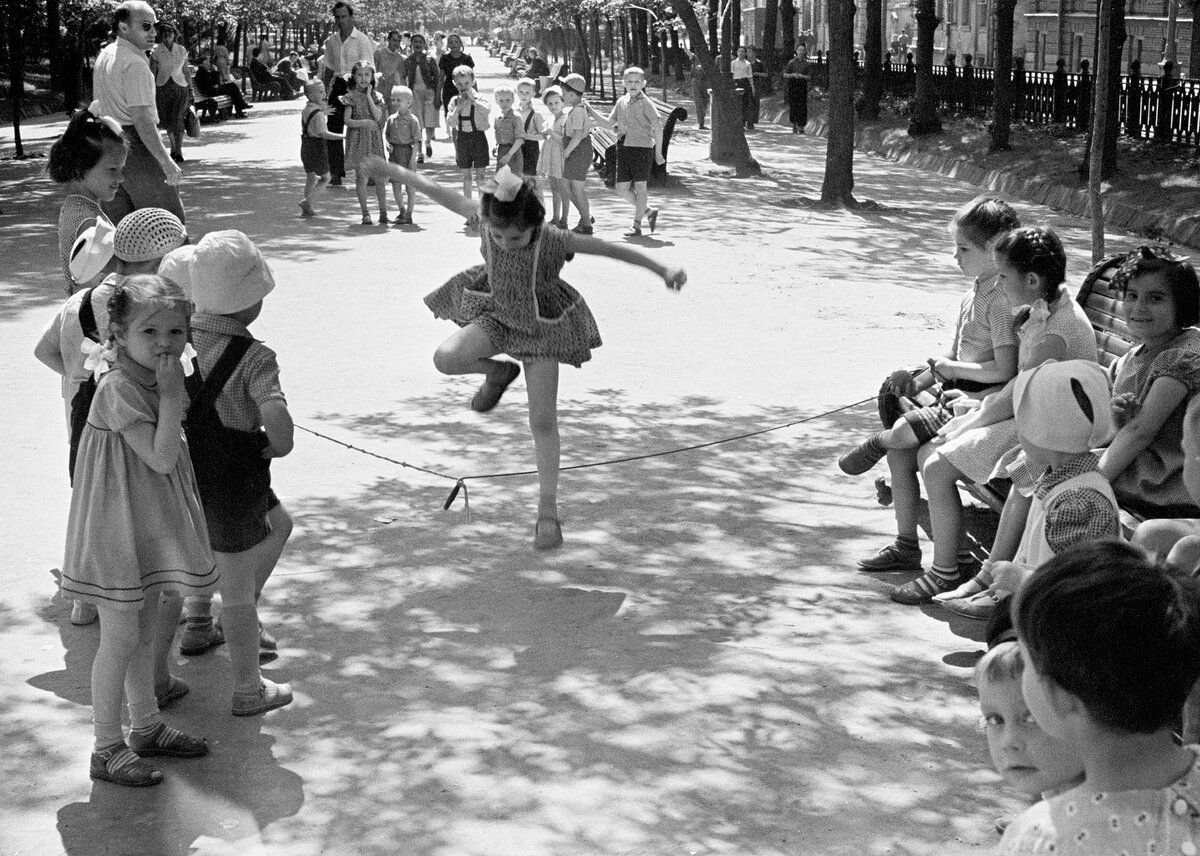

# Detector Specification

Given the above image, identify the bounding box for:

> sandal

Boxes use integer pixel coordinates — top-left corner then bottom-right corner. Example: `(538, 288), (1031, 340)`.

(90, 742), (163, 787)
(154, 676), (190, 709)
(127, 721), (208, 758)
(534, 516), (564, 550)
(470, 362), (521, 413)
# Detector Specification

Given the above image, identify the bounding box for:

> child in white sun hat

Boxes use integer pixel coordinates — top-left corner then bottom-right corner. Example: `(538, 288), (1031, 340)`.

(175, 230), (296, 717)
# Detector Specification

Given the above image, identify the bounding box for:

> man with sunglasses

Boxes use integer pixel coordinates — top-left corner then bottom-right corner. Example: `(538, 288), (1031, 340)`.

(93, 0), (185, 224)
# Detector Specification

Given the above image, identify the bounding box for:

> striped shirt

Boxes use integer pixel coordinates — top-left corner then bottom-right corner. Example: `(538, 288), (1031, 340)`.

(952, 273), (1018, 364)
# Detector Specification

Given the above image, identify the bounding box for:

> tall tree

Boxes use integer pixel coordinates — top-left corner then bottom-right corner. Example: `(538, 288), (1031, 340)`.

(989, 0), (1017, 150)
(908, 0), (941, 135)
(668, 0), (761, 175)
(859, 0), (883, 119)
(762, 0), (779, 70)
(1088, 0), (1112, 261)
(1190, 0), (1200, 77)
(779, 0), (795, 66)
(821, 0), (857, 206)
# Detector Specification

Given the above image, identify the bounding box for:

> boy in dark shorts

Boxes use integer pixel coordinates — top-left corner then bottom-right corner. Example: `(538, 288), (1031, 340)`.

(589, 66), (663, 237)
(175, 230), (296, 717)
(447, 64), (490, 223)
(299, 78), (345, 218)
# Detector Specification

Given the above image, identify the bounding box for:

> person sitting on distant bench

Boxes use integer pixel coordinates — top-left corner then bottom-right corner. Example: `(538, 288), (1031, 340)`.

(194, 49), (252, 118)
(250, 47), (295, 99)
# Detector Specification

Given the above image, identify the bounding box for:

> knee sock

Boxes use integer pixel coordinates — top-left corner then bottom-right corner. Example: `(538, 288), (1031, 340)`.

(896, 534), (919, 552)
(929, 562), (959, 581)
(223, 604), (262, 696)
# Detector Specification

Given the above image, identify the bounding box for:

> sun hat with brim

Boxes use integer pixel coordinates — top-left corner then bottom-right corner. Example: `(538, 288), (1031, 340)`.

(189, 229), (275, 315)
(113, 207), (187, 263)
(560, 73), (586, 94)
(158, 244), (197, 295)
(69, 216), (117, 284)
(1014, 359), (1113, 454)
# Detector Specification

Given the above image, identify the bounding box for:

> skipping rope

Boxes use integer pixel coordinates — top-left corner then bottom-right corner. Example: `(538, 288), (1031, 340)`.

(295, 394), (876, 519)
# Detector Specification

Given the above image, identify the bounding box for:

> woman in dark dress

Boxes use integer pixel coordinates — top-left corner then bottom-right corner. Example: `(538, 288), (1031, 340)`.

(782, 45), (811, 133)
(438, 33), (474, 114)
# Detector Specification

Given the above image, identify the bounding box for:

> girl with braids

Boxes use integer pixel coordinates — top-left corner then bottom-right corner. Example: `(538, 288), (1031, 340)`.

(915, 227), (1096, 611)
(60, 274), (218, 787)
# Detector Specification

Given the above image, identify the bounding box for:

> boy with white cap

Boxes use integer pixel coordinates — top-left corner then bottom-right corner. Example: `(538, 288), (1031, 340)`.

(173, 229), (295, 716)
(36, 207), (187, 638)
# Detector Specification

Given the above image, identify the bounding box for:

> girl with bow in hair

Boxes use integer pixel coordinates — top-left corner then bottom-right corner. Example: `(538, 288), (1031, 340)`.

(363, 159), (686, 549)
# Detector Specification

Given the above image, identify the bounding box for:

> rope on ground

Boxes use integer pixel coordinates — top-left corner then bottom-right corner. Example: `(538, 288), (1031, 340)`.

(295, 394), (877, 515)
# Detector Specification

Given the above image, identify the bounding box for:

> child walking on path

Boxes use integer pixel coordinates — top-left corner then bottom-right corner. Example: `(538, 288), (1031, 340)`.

(49, 106), (128, 294)
(299, 79), (345, 218)
(343, 61), (388, 225)
(363, 159), (686, 549)
(840, 197), (1021, 603)
(385, 85), (421, 224)
(60, 274), (218, 787)
(538, 86), (568, 228)
(170, 231), (295, 716)
(558, 73), (594, 234)
(999, 539), (1200, 855)
(588, 67), (663, 237)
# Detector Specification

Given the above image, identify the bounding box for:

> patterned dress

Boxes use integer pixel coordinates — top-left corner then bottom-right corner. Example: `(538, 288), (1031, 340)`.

(424, 223), (602, 366)
(342, 88), (386, 172)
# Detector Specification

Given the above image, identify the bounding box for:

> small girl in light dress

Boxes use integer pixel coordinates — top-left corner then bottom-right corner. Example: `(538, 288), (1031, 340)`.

(61, 275), (219, 787)
(342, 61), (388, 224)
(48, 106), (128, 294)
(537, 86), (568, 228)
(362, 159), (686, 550)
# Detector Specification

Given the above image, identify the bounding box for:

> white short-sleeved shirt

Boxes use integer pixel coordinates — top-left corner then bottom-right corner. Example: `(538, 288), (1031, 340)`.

(152, 42), (188, 87)
(321, 27), (376, 76)
(93, 37), (158, 126)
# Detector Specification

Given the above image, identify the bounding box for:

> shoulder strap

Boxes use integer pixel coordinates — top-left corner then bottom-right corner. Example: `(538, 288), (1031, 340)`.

(523, 110), (535, 131)
(303, 108), (321, 135)
(79, 287), (100, 343)
(187, 335), (254, 417)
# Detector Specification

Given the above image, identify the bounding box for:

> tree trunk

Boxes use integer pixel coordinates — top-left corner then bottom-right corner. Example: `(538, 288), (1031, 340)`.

(1089, 0), (1112, 261)
(669, 0), (762, 175)
(708, 0), (720, 61)
(46, 0), (62, 98)
(860, 0), (883, 119)
(780, 0), (796, 65)
(7, 0), (26, 157)
(1100, 0), (1125, 178)
(572, 13), (591, 85)
(908, 0), (942, 135)
(989, 0), (1017, 151)
(731, 0), (742, 50)
(1190, 0), (1200, 77)
(822, 0), (858, 206)
(763, 0), (780, 71)
(721, 0), (733, 65)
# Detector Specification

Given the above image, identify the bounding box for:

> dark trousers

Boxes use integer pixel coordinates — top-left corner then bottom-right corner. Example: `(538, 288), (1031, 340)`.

(326, 75), (348, 179)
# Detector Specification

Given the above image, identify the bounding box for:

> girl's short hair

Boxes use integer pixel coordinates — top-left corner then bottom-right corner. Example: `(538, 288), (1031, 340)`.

(1114, 245), (1200, 328)
(993, 226), (1068, 299)
(452, 64), (474, 79)
(974, 640), (1023, 686)
(493, 83), (515, 98)
(950, 196), (1021, 250)
(1015, 539), (1200, 734)
(107, 274), (192, 341)
(541, 85), (563, 103)
(481, 176), (545, 231)
(48, 109), (127, 184)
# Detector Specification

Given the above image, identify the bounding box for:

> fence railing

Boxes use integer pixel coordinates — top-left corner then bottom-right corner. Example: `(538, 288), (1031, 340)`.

(805, 54), (1200, 146)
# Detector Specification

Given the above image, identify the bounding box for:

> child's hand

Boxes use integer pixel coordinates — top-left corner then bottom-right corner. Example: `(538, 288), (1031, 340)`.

(989, 560), (1027, 597)
(928, 356), (955, 380)
(157, 352), (186, 402)
(1111, 391), (1139, 426)
(663, 266), (686, 291)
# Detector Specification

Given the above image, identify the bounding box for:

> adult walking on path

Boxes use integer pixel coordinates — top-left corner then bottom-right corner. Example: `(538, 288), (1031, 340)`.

(782, 45), (810, 133)
(92, 0), (184, 224)
(438, 34), (474, 115)
(319, 1), (376, 185)
(688, 50), (709, 129)
(151, 22), (191, 163)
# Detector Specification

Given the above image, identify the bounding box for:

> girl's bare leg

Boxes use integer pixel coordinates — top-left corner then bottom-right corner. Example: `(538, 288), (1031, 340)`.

(921, 447), (967, 570)
(524, 359), (561, 521)
(568, 179), (590, 225)
(433, 322), (502, 376)
(355, 170), (370, 216)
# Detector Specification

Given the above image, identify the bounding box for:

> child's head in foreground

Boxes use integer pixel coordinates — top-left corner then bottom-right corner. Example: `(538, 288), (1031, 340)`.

(390, 85), (413, 113)
(1015, 539), (1200, 739)
(1112, 244), (1200, 338)
(949, 197), (1021, 279)
(163, 229), (276, 323)
(452, 65), (475, 92)
(48, 107), (128, 201)
(975, 641), (1084, 797)
(481, 166), (545, 249)
(70, 206), (186, 283)
(106, 274), (192, 370)
(1013, 359), (1112, 470)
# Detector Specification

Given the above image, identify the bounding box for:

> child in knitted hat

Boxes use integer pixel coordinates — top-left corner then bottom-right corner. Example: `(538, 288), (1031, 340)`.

(176, 230), (294, 717)
(35, 207), (187, 639)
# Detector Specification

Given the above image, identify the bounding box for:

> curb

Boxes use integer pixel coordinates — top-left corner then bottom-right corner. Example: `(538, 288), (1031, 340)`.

(763, 104), (1200, 251)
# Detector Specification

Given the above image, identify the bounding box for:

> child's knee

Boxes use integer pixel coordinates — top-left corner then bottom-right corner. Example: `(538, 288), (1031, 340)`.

(97, 606), (141, 650)
(1132, 519), (1196, 562)
(1168, 535), (1200, 574)
(528, 407), (558, 438)
(432, 343), (460, 374)
(268, 503), (294, 543)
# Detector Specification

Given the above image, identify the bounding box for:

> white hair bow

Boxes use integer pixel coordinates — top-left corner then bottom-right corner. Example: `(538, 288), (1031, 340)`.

(81, 340), (198, 380)
(493, 165), (523, 202)
(86, 101), (125, 136)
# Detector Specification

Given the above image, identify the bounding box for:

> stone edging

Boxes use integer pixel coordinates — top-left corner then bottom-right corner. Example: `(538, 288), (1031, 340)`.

(777, 108), (1200, 251)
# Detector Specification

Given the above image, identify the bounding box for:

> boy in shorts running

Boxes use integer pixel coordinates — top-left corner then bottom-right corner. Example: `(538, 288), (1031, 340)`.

(589, 66), (663, 237)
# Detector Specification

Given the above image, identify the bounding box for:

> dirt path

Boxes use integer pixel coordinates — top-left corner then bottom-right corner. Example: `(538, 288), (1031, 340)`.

(0, 51), (1175, 856)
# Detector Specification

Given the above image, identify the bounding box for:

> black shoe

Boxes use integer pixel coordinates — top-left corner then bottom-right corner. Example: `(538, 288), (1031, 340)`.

(646, 207), (659, 233)
(330, 177), (343, 186)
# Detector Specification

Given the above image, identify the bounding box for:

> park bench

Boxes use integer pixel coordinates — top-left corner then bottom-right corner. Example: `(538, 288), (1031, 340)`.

(897, 254), (1149, 533)
(190, 78), (233, 123)
(248, 62), (282, 100)
(589, 94), (688, 187)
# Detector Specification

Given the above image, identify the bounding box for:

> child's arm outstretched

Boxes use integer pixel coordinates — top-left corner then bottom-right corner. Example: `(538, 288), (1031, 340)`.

(363, 156), (476, 218)
(312, 109), (345, 140)
(1099, 375), (1190, 482)
(260, 399), (294, 458)
(121, 354), (188, 474)
(566, 233), (686, 290)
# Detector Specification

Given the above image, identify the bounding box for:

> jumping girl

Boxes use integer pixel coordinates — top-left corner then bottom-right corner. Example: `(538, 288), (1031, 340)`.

(48, 105), (128, 294)
(363, 159), (686, 549)
(61, 274), (218, 787)
(342, 60), (388, 224)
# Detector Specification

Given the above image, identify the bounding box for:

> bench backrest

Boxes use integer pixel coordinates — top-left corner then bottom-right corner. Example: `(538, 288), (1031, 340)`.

(1074, 254), (1132, 372)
